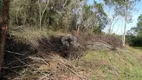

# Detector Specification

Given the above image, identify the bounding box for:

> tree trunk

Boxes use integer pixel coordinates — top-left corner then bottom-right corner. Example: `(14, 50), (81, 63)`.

(122, 4), (127, 47)
(38, 0), (49, 30)
(0, 0), (9, 71)
(108, 7), (112, 34)
(123, 18), (126, 47)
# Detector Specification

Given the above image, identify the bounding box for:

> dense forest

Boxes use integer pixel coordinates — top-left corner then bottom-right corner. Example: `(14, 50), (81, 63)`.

(0, 0), (142, 80)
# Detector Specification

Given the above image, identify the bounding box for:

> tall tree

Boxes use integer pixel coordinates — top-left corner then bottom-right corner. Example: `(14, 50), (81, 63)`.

(0, 0), (10, 71)
(128, 14), (142, 37)
(136, 14), (142, 37)
(115, 0), (136, 46)
(103, 0), (120, 34)
(104, 0), (139, 46)
(127, 14), (142, 46)
(74, 1), (108, 33)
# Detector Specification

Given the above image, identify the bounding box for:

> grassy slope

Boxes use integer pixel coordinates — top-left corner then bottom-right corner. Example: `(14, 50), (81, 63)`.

(80, 47), (142, 80)
(7, 28), (142, 80)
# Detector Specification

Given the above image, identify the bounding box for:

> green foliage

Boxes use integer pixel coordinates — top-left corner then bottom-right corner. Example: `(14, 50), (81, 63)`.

(127, 36), (142, 46)
(136, 14), (142, 37)
(114, 0), (136, 23)
(9, 0), (107, 33)
(127, 14), (142, 46)
(9, 0), (39, 26)
(94, 2), (108, 33)
(74, 2), (108, 33)
(104, 0), (125, 6)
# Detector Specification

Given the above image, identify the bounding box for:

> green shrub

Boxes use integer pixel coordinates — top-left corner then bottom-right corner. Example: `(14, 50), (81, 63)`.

(126, 35), (142, 46)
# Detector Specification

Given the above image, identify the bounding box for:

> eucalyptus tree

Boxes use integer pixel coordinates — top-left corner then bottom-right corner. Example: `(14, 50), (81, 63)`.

(103, 0), (120, 34)
(115, 0), (134, 46)
(73, 0), (108, 33)
(104, 0), (139, 46)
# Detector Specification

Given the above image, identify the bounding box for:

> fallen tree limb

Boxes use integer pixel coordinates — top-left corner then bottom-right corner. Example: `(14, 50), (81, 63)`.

(5, 50), (26, 56)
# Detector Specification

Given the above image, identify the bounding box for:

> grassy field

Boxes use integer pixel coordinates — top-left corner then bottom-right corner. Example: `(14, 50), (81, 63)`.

(78, 46), (142, 80)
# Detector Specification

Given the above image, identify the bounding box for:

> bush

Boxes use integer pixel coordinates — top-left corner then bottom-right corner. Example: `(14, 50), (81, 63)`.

(79, 33), (122, 48)
(126, 35), (142, 46)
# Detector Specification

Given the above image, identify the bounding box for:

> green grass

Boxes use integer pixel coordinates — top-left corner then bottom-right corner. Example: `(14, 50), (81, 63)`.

(80, 47), (142, 80)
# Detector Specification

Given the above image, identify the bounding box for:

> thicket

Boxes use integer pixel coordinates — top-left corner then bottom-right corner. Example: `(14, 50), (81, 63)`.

(8, 0), (107, 33)
(126, 36), (142, 46)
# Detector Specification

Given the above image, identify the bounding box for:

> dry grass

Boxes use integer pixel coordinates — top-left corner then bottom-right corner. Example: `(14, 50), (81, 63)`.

(3, 38), (142, 80)
(9, 26), (66, 45)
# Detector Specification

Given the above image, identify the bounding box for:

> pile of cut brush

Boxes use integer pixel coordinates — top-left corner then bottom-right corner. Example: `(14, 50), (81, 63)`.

(2, 53), (88, 80)
(1, 33), (87, 80)
(1, 32), (122, 80)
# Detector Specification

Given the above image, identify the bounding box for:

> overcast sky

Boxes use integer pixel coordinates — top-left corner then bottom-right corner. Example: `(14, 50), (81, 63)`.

(87, 0), (142, 35)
